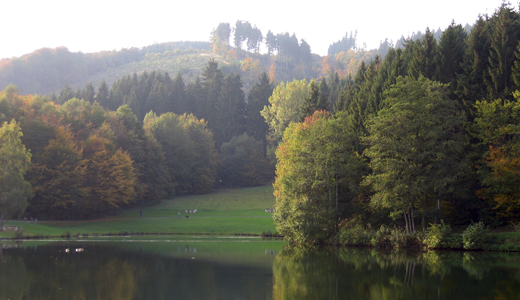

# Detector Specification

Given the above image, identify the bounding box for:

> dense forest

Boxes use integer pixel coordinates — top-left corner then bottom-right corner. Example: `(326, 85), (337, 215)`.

(1, 4), (520, 245)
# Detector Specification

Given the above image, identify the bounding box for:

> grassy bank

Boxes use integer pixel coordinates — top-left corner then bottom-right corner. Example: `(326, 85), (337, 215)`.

(0, 185), (277, 239)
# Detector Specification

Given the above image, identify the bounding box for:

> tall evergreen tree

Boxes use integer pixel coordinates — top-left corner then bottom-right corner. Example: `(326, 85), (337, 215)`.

(486, 4), (520, 100)
(198, 59), (224, 124)
(95, 79), (111, 109)
(82, 82), (95, 103)
(214, 73), (246, 147)
(457, 16), (492, 116)
(170, 72), (187, 115)
(437, 22), (468, 101)
(246, 72), (273, 146)
(299, 79), (321, 122)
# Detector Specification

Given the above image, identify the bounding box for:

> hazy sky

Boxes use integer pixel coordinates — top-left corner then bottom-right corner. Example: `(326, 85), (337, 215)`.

(1, 0), (507, 60)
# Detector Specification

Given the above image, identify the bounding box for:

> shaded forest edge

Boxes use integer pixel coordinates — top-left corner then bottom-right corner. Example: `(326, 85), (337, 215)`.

(1, 3), (520, 252)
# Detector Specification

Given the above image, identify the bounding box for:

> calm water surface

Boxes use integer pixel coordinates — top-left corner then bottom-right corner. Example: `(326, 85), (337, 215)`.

(1, 237), (519, 300)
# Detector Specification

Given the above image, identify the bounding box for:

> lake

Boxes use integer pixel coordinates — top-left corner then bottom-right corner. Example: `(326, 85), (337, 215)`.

(1, 237), (519, 299)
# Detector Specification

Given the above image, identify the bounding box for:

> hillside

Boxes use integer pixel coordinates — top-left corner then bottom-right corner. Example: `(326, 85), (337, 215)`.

(0, 35), (388, 98)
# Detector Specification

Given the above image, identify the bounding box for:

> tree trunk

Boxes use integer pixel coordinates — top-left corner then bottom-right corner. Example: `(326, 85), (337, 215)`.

(410, 207), (416, 234)
(335, 173), (339, 210)
(436, 190), (442, 224)
(423, 198), (428, 231)
(404, 211), (410, 234)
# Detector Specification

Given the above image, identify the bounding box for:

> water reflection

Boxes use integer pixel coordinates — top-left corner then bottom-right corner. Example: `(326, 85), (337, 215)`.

(0, 242), (275, 300)
(1, 242), (519, 300)
(273, 246), (520, 300)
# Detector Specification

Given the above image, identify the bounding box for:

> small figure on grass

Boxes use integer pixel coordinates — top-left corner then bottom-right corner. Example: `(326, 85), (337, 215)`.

(139, 210), (143, 219)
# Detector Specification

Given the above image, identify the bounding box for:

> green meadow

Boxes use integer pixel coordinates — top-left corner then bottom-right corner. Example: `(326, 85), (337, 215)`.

(0, 185), (277, 239)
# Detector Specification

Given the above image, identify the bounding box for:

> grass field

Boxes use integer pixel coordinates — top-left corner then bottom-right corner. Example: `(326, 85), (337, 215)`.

(0, 185), (277, 239)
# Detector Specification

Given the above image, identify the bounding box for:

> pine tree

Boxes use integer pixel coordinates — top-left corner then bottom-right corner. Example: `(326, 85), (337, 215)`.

(437, 22), (468, 101)
(299, 79), (321, 122)
(214, 73), (246, 147)
(246, 72), (273, 146)
(458, 15), (492, 113)
(96, 79), (111, 109)
(487, 4), (520, 100)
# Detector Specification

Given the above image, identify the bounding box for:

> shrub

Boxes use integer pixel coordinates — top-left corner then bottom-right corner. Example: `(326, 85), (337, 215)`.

(387, 227), (417, 249)
(423, 221), (461, 249)
(371, 225), (417, 249)
(512, 222), (520, 233)
(339, 225), (373, 246)
(462, 222), (488, 250)
(371, 225), (392, 248)
(15, 231), (24, 239)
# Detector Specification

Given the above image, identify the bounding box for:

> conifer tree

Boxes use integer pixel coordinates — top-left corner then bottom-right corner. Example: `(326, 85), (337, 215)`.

(458, 16), (492, 114)
(214, 73), (246, 146)
(95, 80), (110, 108)
(299, 79), (321, 122)
(437, 22), (468, 101)
(487, 4), (520, 100)
(246, 72), (273, 145)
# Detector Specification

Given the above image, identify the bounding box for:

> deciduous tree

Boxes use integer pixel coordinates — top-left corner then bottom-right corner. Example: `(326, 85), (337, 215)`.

(0, 120), (32, 229)
(363, 76), (467, 233)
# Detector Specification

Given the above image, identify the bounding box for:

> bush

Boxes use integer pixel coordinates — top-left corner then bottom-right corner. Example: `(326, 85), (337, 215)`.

(371, 225), (417, 249)
(339, 225), (373, 246)
(387, 227), (417, 249)
(371, 225), (391, 248)
(15, 231), (24, 239)
(423, 221), (461, 249)
(512, 222), (520, 233)
(462, 222), (488, 250)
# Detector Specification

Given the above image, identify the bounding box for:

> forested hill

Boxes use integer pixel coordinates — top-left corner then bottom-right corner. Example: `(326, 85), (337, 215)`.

(0, 42), (211, 95)
(0, 20), (399, 97)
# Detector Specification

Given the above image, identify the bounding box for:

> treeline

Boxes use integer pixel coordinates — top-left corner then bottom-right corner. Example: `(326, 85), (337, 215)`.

(269, 4), (520, 243)
(211, 21), (313, 69)
(0, 64), (274, 219)
(53, 59), (273, 149)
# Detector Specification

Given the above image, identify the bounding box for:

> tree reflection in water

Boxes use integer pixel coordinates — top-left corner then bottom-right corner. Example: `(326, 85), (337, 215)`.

(1, 242), (520, 300)
(272, 245), (520, 300)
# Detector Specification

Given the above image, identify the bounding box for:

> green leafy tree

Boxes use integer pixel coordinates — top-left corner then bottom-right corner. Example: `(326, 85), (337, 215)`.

(146, 112), (218, 195)
(473, 92), (520, 221)
(0, 120), (32, 229)
(363, 76), (467, 233)
(177, 113), (219, 194)
(261, 79), (309, 158)
(219, 133), (272, 187)
(273, 111), (364, 244)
